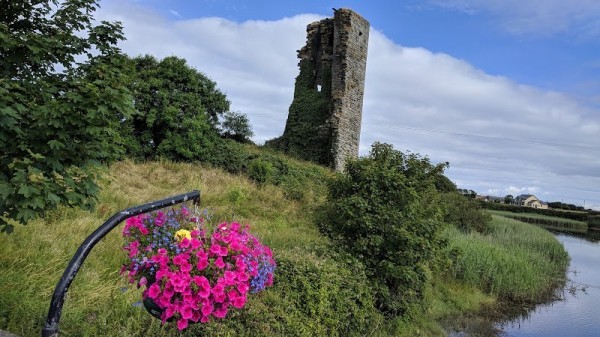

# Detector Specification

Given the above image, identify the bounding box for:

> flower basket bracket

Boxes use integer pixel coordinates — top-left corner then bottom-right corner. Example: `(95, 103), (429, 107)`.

(41, 190), (201, 337)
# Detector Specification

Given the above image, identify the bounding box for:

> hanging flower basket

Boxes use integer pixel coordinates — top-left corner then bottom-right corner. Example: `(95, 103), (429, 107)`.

(120, 205), (276, 330)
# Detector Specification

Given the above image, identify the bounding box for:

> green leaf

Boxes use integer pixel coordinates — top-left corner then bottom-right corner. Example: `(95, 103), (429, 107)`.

(17, 185), (37, 198)
(0, 181), (13, 199)
(47, 193), (61, 205)
(48, 140), (64, 150)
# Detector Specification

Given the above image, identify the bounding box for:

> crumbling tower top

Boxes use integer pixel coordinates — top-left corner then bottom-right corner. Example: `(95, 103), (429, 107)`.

(267, 9), (369, 171)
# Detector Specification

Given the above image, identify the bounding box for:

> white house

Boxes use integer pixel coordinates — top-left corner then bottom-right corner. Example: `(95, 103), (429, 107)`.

(515, 194), (548, 209)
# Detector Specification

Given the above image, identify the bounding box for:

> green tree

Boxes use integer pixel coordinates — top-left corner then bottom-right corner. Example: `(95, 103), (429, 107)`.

(320, 142), (448, 315)
(504, 194), (514, 204)
(219, 110), (254, 143)
(0, 0), (133, 233)
(434, 172), (456, 193)
(122, 55), (230, 160)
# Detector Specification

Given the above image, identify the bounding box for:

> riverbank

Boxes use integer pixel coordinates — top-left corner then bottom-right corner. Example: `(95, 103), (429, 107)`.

(396, 214), (570, 336)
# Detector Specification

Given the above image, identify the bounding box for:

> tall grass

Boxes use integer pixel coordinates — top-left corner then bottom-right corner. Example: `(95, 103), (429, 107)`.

(488, 210), (587, 229)
(0, 160), (382, 337)
(0, 160), (572, 337)
(447, 215), (569, 303)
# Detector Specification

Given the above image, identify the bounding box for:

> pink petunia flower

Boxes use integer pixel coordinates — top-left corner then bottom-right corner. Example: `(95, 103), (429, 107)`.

(176, 318), (188, 331)
(147, 283), (161, 299)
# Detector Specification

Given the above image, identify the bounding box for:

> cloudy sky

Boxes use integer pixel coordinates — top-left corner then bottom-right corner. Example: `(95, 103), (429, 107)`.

(97, 0), (600, 210)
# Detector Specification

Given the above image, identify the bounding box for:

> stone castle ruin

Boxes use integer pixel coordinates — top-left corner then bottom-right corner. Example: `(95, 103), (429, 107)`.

(266, 9), (369, 171)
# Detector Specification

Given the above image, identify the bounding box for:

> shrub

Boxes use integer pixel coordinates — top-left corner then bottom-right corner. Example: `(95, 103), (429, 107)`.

(319, 142), (448, 316)
(204, 140), (247, 174)
(443, 192), (492, 233)
(247, 159), (275, 185)
(271, 250), (382, 336)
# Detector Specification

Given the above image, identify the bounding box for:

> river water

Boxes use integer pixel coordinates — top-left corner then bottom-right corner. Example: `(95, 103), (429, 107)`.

(496, 231), (600, 337)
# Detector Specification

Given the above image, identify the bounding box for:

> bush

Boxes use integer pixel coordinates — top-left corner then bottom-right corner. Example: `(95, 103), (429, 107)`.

(443, 192), (492, 233)
(247, 159), (275, 185)
(204, 140), (247, 174)
(319, 142), (448, 315)
(269, 250), (382, 336)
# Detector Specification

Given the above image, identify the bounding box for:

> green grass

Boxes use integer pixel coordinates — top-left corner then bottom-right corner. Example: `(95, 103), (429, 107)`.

(0, 160), (382, 337)
(447, 215), (569, 303)
(0, 160), (571, 336)
(487, 210), (588, 229)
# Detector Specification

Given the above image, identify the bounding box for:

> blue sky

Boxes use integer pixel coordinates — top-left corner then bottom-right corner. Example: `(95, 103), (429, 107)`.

(129, 0), (600, 103)
(98, 0), (600, 209)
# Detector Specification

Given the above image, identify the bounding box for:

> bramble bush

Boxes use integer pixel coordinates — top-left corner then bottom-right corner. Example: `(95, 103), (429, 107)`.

(319, 142), (448, 316)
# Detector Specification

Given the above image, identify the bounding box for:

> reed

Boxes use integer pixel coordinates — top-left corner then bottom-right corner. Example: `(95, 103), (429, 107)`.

(447, 215), (569, 303)
(488, 210), (587, 229)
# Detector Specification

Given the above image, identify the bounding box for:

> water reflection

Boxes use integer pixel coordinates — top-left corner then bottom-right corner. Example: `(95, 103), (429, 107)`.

(446, 231), (600, 337)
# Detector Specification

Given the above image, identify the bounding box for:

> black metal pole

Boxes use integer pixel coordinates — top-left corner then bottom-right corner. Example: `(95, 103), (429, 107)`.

(41, 190), (201, 337)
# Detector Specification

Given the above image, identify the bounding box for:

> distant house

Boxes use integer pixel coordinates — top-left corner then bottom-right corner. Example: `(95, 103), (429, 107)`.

(515, 194), (548, 209)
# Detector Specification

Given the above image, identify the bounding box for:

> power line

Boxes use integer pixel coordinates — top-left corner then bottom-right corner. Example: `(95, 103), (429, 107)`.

(248, 113), (600, 151)
(364, 122), (600, 151)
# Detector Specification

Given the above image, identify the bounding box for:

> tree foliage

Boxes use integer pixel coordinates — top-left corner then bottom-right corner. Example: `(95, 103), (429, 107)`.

(319, 142), (448, 315)
(219, 110), (253, 143)
(0, 0), (133, 233)
(443, 192), (492, 234)
(121, 55), (230, 160)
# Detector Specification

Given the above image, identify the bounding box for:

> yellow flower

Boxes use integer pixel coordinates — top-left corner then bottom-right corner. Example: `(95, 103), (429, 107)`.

(174, 229), (192, 241)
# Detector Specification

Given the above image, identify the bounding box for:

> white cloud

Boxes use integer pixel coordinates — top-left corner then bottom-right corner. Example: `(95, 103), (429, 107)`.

(97, 1), (600, 209)
(428, 0), (600, 38)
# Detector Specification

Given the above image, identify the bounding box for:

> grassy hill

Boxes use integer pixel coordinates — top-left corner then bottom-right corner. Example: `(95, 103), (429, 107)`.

(0, 159), (569, 336)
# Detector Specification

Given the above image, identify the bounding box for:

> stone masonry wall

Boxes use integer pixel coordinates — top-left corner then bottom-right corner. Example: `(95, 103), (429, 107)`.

(267, 9), (369, 171)
(330, 9), (369, 171)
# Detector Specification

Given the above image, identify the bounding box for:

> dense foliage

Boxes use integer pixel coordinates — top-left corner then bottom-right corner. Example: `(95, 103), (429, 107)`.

(219, 111), (254, 143)
(0, 0), (133, 233)
(121, 55), (230, 161)
(443, 192), (492, 234)
(320, 142), (448, 315)
(548, 201), (585, 211)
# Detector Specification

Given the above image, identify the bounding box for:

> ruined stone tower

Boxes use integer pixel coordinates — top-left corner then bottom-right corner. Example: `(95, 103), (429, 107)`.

(266, 9), (369, 171)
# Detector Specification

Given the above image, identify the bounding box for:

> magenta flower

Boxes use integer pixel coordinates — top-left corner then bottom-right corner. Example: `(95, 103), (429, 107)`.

(176, 318), (188, 331)
(201, 301), (213, 316)
(193, 276), (211, 298)
(214, 256), (226, 269)
(213, 304), (229, 319)
(122, 208), (276, 330)
(154, 211), (166, 227)
(147, 283), (161, 299)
